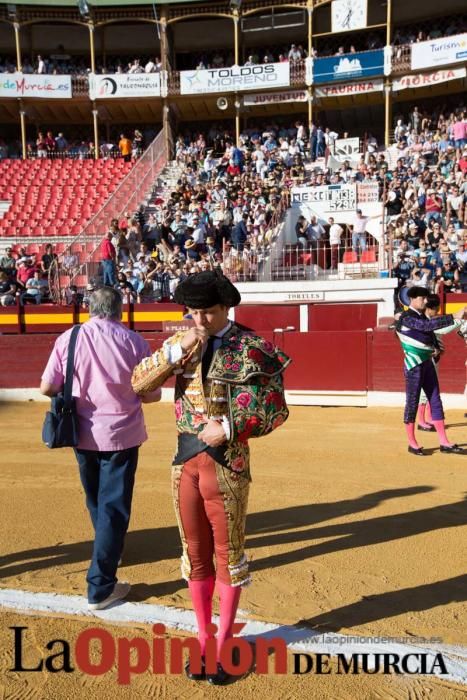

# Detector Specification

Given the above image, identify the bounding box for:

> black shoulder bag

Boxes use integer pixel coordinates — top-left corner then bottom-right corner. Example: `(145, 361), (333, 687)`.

(42, 325), (81, 449)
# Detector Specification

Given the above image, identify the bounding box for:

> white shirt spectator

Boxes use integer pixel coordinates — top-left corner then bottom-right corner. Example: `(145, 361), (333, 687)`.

(329, 223), (344, 245)
(353, 212), (368, 234)
(288, 45), (301, 61)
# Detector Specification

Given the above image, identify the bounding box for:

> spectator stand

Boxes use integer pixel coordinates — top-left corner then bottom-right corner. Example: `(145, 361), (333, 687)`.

(54, 128), (169, 300)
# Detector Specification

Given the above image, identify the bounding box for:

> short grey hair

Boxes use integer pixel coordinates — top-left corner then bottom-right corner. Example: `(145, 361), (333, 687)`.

(89, 287), (122, 320)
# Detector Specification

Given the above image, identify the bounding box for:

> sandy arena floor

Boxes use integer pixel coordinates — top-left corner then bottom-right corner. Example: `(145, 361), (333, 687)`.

(0, 401), (466, 699)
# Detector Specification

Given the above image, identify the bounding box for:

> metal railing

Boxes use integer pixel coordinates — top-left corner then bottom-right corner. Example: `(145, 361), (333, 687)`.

(391, 44), (411, 74)
(53, 129), (168, 299)
(224, 238), (387, 283)
(223, 194), (289, 282)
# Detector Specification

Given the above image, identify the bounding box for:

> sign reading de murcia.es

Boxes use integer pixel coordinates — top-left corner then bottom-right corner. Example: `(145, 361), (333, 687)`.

(180, 63), (290, 95)
(0, 73), (71, 98)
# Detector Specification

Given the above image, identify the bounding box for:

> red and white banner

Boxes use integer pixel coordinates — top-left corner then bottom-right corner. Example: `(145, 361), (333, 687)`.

(0, 73), (71, 98)
(392, 67), (466, 91)
(243, 89), (307, 106)
(315, 79), (383, 98)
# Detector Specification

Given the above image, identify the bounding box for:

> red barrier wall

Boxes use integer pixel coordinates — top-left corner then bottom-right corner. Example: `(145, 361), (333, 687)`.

(309, 303), (377, 331)
(0, 327), (463, 395)
(279, 330), (368, 391)
(370, 327), (465, 394)
(235, 305), (300, 332)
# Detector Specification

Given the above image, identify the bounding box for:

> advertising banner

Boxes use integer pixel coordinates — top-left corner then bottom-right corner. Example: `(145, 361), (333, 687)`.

(312, 50), (384, 85)
(334, 137), (360, 158)
(290, 183), (382, 239)
(392, 67), (466, 91)
(243, 89), (307, 105)
(0, 73), (72, 98)
(180, 62), (290, 95)
(357, 182), (380, 204)
(89, 72), (161, 99)
(291, 184), (357, 212)
(315, 78), (384, 98)
(411, 33), (467, 71)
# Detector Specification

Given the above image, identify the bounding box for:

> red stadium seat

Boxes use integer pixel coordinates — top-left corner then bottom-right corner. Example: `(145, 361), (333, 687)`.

(343, 252), (358, 263)
(0, 158), (132, 250)
(361, 250), (377, 263)
(73, 275), (88, 288)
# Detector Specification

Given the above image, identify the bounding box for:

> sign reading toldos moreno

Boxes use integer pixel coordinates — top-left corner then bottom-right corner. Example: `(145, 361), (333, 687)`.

(180, 63), (290, 95)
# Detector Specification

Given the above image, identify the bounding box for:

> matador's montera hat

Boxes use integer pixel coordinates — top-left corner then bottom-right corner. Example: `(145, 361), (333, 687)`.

(407, 286), (429, 299)
(174, 270), (241, 309)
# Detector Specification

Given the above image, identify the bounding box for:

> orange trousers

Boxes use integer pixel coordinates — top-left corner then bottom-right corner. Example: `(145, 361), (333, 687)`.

(171, 452), (250, 586)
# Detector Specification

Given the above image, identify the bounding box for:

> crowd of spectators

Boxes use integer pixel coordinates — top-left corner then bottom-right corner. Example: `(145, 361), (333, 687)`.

(91, 128), (293, 301)
(1, 102), (465, 305)
(0, 13), (463, 75)
(0, 243), (56, 306)
(0, 127), (154, 160)
(387, 106), (466, 298)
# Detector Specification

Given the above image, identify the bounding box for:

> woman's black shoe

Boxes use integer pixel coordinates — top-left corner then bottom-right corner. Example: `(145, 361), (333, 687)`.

(207, 662), (233, 686)
(185, 657), (206, 681)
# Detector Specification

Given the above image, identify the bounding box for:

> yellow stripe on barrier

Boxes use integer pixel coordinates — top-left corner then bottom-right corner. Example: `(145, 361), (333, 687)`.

(445, 303), (465, 314)
(0, 315), (17, 324)
(24, 314), (74, 325)
(132, 311), (184, 321)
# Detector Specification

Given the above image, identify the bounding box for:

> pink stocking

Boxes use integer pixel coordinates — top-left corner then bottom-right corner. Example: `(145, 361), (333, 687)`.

(188, 577), (215, 655)
(405, 423), (420, 449)
(216, 580), (242, 660)
(431, 419), (452, 448)
(425, 402), (433, 424)
(417, 404), (432, 428)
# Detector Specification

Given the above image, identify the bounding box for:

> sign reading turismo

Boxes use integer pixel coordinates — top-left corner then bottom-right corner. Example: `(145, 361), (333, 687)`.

(180, 62), (290, 95)
(89, 72), (161, 99)
(0, 73), (72, 98)
(312, 50), (384, 84)
(411, 33), (467, 71)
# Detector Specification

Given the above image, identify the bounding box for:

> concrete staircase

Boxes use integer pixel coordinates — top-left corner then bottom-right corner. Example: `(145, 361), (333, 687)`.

(143, 160), (183, 219)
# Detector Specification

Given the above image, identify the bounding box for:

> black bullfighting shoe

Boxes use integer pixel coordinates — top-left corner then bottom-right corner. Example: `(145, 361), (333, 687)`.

(408, 446), (425, 456)
(207, 662), (236, 685)
(185, 657), (206, 681)
(439, 444), (464, 454)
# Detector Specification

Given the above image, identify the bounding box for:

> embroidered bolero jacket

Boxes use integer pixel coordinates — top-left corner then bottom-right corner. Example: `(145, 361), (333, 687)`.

(131, 323), (291, 477)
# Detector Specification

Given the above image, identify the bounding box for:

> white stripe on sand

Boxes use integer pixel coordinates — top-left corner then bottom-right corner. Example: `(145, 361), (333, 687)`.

(0, 587), (466, 685)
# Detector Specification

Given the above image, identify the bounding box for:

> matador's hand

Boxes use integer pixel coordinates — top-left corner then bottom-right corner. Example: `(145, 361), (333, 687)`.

(181, 327), (209, 352)
(198, 419), (227, 447)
